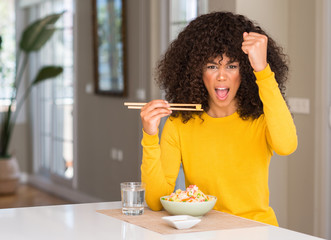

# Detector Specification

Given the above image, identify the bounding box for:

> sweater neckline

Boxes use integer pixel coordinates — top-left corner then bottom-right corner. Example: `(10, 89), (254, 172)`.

(202, 111), (240, 122)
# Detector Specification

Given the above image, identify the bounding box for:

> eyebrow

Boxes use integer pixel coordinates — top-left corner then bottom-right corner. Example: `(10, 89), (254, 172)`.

(206, 59), (239, 65)
(206, 60), (217, 64)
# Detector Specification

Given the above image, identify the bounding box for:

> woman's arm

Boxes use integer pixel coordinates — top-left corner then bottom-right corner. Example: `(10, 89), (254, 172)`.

(242, 32), (297, 155)
(141, 117), (182, 210)
(255, 66), (298, 155)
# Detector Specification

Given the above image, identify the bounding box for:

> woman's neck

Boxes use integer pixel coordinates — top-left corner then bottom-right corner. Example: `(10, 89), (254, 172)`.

(206, 102), (238, 118)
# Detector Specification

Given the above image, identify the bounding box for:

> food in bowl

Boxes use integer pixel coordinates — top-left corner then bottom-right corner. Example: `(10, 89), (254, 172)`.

(162, 185), (215, 202)
(160, 185), (217, 216)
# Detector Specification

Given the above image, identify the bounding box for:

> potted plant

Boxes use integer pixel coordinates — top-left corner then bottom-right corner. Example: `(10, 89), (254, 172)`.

(0, 12), (64, 194)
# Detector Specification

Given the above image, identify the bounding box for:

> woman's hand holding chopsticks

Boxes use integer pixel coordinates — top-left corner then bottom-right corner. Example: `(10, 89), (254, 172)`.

(140, 100), (172, 136)
(125, 100), (203, 135)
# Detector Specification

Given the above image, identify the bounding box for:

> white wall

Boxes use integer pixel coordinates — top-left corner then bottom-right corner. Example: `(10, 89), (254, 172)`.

(314, 1), (331, 238)
(287, 0), (316, 235)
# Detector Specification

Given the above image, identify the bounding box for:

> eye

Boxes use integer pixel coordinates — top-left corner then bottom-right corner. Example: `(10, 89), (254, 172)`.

(227, 64), (238, 69)
(206, 65), (217, 70)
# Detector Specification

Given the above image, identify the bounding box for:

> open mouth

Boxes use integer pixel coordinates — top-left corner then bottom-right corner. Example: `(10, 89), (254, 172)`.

(215, 87), (229, 100)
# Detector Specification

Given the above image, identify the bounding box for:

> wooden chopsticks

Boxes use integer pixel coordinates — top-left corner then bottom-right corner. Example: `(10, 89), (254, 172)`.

(124, 102), (203, 111)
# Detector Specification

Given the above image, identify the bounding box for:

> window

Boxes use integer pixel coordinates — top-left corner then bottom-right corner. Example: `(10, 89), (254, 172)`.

(169, 0), (208, 41)
(0, 0), (15, 111)
(29, 0), (75, 183)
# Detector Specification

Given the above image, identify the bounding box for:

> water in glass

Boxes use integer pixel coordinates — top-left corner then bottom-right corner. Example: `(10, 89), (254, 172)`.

(121, 182), (145, 215)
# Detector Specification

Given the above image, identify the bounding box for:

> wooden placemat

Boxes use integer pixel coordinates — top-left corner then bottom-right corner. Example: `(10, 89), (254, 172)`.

(96, 208), (266, 235)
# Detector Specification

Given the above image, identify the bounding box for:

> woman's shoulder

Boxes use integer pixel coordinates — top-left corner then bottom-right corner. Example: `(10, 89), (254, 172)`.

(168, 113), (203, 124)
(165, 115), (184, 128)
(164, 114), (202, 131)
(248, 113), (267, 129)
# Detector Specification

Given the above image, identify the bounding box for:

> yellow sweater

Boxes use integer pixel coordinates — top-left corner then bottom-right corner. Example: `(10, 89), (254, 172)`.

(141, 65), (297, 226)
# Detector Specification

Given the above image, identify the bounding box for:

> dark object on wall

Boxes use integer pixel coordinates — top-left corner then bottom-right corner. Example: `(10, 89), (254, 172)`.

(92, 0), (127, 96)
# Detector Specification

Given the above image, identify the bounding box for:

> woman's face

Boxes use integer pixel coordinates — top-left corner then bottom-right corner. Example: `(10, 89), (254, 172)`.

(202, 54), (241, 117)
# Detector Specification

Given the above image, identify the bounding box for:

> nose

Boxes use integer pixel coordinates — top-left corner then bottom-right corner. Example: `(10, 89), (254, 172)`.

(217, 68), (226, 81)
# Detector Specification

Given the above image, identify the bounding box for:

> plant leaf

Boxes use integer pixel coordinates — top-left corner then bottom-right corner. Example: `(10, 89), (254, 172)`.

(28, 28), (57, 51)
(19, 11), (64, 52)
(32, 66), (63, 85)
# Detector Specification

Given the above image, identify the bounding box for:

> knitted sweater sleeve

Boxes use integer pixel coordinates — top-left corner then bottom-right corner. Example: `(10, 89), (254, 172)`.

(254, 64), (298, 155)
(140, 118), (181, 210)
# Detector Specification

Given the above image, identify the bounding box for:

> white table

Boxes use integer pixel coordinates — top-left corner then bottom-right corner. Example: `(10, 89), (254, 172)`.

(0, 202), (325, 240)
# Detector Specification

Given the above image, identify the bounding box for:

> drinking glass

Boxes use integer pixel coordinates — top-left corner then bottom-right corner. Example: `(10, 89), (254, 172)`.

(120, 182), (146, 215)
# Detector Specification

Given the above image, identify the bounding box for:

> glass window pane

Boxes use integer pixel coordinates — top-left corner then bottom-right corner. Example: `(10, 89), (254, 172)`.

(171, 0), (197, 22)
(33, 0), (74, 181)
(54, 99), (73, 140)
(53, 139), (73, 179)
(170, 0), (198, 41)
(170, 23), (189, 42)
(41, 135), (51, 169)
(41, 100), (52, 134)
(0, 0), (15, 101)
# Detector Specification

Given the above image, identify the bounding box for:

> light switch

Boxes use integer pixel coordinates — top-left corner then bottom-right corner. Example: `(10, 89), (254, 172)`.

(110, 148), (123, 162)
(288, 97), (310, 114)
(117, 150), (123, 162)
(85, 83), (93, 94)
(136, 89), (146, 100)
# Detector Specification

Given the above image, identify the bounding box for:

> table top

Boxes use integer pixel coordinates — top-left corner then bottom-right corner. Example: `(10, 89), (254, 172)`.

(0, 201), (325, 240)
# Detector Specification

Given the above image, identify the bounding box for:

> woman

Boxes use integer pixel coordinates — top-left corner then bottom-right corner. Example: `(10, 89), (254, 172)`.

(140, 11), (297, 226)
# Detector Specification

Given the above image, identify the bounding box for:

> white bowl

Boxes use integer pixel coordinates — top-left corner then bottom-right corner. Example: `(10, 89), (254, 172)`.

(160, 195), (217, 217)
(162, 215), (201, 229)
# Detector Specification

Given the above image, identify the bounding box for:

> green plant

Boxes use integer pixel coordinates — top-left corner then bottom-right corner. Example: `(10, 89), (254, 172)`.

(0, 12), (64, 158)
